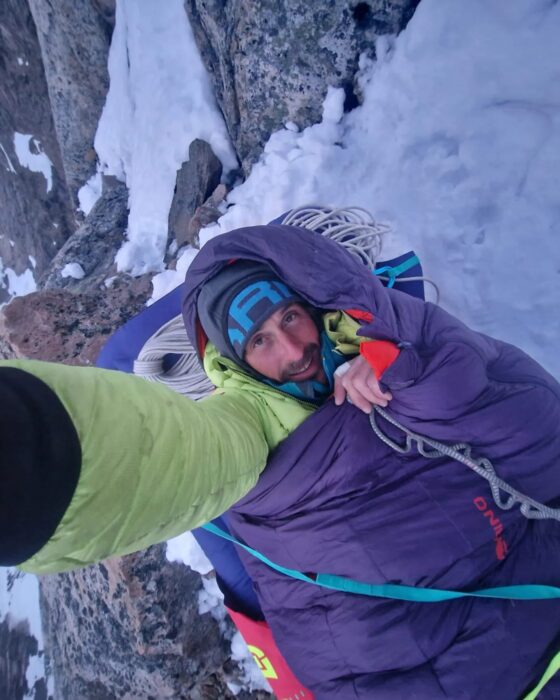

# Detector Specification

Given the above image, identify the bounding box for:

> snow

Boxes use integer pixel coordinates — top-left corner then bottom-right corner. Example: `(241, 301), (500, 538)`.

(78, 171), (103, 215)
(229, 630), (273, 695)
(0, 568), (50, 698)
(166, 531), (213, 575)
(148, 246), (198, 303)
(191, 0), (560, 379)
(60, 262), (86, 280)
(94, 0), (237, 276)
(0, 259), (37, 299)
(13, 132), (53, 193)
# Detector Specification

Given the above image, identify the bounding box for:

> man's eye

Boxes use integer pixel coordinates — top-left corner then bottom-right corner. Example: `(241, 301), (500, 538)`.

(284, 311), (297, 324)
(252, 336), (264, 349)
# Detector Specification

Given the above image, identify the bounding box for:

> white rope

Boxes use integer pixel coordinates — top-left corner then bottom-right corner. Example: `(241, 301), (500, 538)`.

(133, 314), (213, 399)
(370, 406), (560, 521)
(280, 205), (389, 268)
(375, 274), (441, 305)
(281, 205), (439, 301)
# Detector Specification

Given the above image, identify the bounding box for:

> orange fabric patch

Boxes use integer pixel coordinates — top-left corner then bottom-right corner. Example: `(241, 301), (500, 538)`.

(196, 320), (208, 358)
(360, 339), (400, 379)
(345, 308), (374, 323)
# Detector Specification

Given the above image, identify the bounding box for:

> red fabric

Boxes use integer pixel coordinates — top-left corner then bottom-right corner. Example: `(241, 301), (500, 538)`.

(195, 320), (208, 358)
(359, 339), (400, 380)
(345, 308), (374, 323)
(227, 608), (314, 699)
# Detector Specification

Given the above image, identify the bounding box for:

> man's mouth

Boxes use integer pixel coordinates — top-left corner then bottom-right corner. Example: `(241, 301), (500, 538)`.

(281, 344), (320, 382)
(288, 356), (313, 376)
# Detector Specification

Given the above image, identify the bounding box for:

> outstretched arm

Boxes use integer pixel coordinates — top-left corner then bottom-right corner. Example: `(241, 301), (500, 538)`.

(0, 359), (268, 574)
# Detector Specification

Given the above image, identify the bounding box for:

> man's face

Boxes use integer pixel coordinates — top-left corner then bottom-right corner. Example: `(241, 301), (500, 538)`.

(244, 303), (326, 384)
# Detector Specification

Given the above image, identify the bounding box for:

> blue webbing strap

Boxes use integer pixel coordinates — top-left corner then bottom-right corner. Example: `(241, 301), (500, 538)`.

(374, 254), (420, 288)
(202, 522), (560, 602)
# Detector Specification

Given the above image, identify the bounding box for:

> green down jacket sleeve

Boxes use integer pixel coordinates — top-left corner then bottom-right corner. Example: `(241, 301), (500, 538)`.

(3, 360), (269, 574)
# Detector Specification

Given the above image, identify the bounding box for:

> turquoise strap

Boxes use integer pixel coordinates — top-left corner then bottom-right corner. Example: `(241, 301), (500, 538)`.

(374, 254), (420, 288)
(202, 523), (560, 602)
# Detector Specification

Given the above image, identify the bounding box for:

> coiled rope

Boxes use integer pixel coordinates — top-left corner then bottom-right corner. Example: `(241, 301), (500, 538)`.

(370, 406), (560, 521)
(280, 205), (389, 268)
(133, 314), (213, 399)
(281, 205), (440, 301)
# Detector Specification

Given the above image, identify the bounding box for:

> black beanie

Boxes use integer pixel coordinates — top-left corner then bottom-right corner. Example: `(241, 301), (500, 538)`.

(0, 367), (81, 566)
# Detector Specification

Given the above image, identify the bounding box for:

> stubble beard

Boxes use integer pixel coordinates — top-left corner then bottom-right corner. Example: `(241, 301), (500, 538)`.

(280, 343), (321, 383)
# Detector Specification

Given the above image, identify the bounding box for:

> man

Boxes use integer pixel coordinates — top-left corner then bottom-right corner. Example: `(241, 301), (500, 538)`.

(1, 224), (559, 698)
(193, 257), (393, 410)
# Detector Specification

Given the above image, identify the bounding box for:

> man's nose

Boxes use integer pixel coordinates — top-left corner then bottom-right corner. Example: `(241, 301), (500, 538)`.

(277, 331), (304, 361)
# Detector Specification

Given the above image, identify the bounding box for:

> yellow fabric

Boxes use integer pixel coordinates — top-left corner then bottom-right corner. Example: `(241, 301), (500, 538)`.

(522, 650), (560, 700)
(323, 310), (371, 355)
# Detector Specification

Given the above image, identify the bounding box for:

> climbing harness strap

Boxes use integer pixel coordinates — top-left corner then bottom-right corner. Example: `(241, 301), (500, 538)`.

(374, 255), (420, 287)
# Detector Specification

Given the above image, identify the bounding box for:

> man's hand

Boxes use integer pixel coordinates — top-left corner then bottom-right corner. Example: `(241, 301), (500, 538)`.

(333, 355), (392, 414)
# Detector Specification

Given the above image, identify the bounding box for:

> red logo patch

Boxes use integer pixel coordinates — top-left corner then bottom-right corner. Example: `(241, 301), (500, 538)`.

(473, 496), (508, 561)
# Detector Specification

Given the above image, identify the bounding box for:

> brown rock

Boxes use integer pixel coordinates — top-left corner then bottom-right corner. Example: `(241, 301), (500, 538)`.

(186, 183), (228, 246)
(0, 279), (151, 366)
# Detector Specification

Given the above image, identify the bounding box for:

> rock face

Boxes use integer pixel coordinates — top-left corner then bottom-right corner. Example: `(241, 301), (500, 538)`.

(0, 0), (76, 285)
(39, 546), (260, 700)
(39, 176), (129, 291)
(168, 139), (223, 248)
(184, 0), (420, 171)
(0, 613), (46, 700)
(27, 0), (113, 203)
(0, 279), (152, 365)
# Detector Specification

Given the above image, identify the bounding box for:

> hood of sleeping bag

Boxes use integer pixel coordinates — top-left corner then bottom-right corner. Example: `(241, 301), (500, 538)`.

(182, 224), (408, 360)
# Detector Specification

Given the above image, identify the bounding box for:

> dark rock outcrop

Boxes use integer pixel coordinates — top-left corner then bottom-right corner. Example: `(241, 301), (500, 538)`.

(0, 613), (45, 700)
(0, 0), (76, 283)
(39, 176), (129, 292)
(185, 183), (228, 248)
(168, 139), (223, 248)
(27, 0), (113, 203)
(184, 0), (420, 172)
